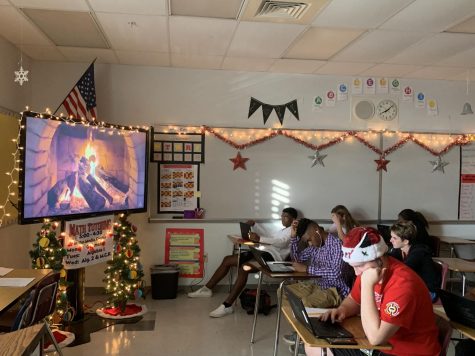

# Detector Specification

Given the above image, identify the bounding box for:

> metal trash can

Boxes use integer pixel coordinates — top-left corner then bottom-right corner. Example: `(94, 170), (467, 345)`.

(150, 264), (180, 299)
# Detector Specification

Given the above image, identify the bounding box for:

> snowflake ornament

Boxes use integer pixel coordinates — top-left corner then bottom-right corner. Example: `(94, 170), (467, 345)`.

(14, 66), (29, 86)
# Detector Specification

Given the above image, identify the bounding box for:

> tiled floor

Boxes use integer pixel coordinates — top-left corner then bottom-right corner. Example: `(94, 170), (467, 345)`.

(57, 288), (459, 356)
(60, 289), (295, 356)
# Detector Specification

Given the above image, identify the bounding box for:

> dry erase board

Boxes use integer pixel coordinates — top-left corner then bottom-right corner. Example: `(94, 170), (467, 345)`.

(199, 135), (380, 220)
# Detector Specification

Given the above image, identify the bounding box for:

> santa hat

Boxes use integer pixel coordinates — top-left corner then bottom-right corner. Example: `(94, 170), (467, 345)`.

(342, 227), (388, 264)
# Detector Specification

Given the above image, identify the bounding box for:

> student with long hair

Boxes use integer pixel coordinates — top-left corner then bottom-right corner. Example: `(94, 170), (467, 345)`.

(329, 205), (360, 241)
(397, 209), (430, 247)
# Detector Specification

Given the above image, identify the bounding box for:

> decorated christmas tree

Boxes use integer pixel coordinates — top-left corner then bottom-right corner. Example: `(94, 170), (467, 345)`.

(29, 219), (72, 323)
(104, 213), (144, 312)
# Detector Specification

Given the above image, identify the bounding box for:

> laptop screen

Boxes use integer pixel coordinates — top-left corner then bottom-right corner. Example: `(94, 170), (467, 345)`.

(438, 289), (475, 329)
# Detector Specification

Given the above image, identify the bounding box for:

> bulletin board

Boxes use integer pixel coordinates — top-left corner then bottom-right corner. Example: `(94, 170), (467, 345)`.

(165, 228), (204, 278)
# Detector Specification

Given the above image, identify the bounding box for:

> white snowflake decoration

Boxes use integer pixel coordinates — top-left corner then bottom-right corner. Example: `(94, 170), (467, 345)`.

(14, 66), (29, 86)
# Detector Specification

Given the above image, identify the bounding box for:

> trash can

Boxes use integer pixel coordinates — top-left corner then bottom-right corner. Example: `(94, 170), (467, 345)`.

(150, 264), (180, 299)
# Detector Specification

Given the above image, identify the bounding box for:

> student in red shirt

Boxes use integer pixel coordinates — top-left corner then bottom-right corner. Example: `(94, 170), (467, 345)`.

(305, 227), (440, 356)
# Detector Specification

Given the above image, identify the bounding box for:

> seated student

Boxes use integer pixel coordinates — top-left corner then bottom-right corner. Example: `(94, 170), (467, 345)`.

(305, 227), (440, 356)
(283, 218), (350, 353)
(389, 222), (441, 302)
(329, 205), (360, 241)
(397, 208), (431, 248)
(188, 207), (298, 318)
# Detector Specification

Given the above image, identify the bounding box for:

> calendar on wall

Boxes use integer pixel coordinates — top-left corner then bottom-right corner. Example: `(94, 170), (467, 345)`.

(151, 130), (205, 164)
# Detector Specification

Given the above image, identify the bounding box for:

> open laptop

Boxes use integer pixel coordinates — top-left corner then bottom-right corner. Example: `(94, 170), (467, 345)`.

(249, 246), (294, 273)
(239, 222), (252, 240)
(377, 224), (392, 245)
(438, 289), (475, 329)
(284, 287), (354, 339)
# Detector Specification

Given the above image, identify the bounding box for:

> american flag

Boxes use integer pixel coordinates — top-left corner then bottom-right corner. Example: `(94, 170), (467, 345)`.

(59, 62), (97, 120)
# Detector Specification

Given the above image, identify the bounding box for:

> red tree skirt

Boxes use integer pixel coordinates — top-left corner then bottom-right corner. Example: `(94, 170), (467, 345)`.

(44, 330), (75, 352)
(96, 303), (147, 319)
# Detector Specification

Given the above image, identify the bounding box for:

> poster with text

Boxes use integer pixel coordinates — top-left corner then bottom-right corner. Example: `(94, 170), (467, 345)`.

(158, 164), (199, 213)
(165, 228), (204, 278)
(63, 215), (114, 269)
(459, 145), (475, 219)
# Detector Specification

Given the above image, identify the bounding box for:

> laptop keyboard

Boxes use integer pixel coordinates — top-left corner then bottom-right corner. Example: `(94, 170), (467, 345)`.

(309, 318), (353, 338)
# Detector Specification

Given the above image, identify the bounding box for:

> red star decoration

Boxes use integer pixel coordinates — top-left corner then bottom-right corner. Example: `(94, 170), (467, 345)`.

(375, 157), (390, 172)
(229, 152), (249, 170)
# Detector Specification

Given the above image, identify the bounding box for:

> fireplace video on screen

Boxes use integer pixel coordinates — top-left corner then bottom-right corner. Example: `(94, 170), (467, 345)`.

(21, 116), (148, 222)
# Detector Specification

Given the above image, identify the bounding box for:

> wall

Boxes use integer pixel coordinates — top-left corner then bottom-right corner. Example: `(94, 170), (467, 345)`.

(1, 59), (475, 286)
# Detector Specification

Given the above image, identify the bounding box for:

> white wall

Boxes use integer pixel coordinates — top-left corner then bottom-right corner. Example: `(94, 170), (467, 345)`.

(2, 58), (475, 287)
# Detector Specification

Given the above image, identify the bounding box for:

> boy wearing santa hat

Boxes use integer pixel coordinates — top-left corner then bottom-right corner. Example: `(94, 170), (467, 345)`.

(305, 227), (440, 356)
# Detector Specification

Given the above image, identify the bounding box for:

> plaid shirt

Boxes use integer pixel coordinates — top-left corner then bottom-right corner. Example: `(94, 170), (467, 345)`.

(290, 232), (350, 298)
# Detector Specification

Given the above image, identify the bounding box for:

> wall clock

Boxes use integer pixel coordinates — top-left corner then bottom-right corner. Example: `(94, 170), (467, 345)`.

(376, 99), (398, 121)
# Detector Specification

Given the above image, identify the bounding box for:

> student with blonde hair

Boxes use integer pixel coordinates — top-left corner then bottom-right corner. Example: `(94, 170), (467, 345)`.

(329, 205), (359, 241)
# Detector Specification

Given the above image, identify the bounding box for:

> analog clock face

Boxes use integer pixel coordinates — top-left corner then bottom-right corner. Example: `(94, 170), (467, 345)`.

(377, 99), (398, 121)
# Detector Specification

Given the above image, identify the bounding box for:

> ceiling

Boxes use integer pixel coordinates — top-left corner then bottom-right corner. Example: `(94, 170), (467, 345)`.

(2, 0), (475, 81)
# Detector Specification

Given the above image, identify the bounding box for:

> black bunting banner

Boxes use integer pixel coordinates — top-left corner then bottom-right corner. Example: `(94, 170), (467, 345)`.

(248, 97), (299, 125)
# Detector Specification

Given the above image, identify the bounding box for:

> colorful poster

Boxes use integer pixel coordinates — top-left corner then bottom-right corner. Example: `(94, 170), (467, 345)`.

(313, 96), (323, 111)
(390, 79), (401, 94)
(325, 90), (336, 107)
(459, 145), (475, 219)
(158, 164), (199, 213)
(402, 86), (413, 102)
(427, 99), (438, 116)
(352, 78), (363, 95)
(415, 92), (426, 109)
(63, 215), (114, 269)
(376, 78), (389, 94)
(364, 77), (376, 94)
(337, 83), (348, 101)
(165, 228), (204, 278)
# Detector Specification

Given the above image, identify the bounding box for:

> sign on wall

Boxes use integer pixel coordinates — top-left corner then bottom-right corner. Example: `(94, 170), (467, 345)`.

(165, 228), (204, 278)
(158, 164), (199, 213)
(63, 215), (114, 269)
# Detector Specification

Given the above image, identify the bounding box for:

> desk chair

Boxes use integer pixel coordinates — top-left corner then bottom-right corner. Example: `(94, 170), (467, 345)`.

(428, 235), (441, 257)
(10, 290), (35, 331)
(435, 315), (453, 356)
(453, 245), (475, 294)
(433, 260), (449, 305)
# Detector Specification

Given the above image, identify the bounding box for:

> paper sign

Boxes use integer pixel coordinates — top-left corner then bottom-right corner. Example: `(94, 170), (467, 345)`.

(352, 78), (362, 95)
(364, 77), (376, 94)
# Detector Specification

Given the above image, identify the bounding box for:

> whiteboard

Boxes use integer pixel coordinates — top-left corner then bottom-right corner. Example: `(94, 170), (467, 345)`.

(199, 135), (380, 220)
(380, 139), (461, 221)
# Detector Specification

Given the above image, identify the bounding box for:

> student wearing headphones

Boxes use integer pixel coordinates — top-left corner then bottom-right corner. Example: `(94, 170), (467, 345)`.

(305, 227), (440, 356)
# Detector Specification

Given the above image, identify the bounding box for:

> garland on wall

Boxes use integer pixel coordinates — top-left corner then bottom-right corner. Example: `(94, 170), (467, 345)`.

(160, 125), (473, 173)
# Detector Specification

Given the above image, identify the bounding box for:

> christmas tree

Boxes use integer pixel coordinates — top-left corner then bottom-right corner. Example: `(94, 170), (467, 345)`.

(104, 213), (144, 312)
(29, 220), (72, 323)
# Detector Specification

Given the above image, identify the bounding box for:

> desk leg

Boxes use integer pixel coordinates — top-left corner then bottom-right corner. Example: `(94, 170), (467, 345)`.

(250, 270), (263, 344)
(294, 333), (300, 356)
(462, 273), (466, 296)
(273, 279), (289, 356)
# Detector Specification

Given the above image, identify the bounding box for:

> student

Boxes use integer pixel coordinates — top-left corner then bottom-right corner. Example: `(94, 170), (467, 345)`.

(329, 205), (360, 241)
(283, 218), (350, 353)
(389, 222), (440, 302)
(305, 227), (440, 356)
(188, 207), (298, 318)
(397, 209), (430, 248)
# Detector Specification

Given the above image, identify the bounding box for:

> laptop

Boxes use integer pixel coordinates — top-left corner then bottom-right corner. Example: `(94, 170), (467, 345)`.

(249, 246), (294, 273)
(284, 287), (354, 338)
(239, 222), (252, 240)
(377, 224), (392, 244)
(438, 289), (475, 329)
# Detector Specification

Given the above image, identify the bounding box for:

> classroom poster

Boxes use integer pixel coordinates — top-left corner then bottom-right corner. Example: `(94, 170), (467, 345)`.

(165, 228), (204, 278)
(158, 164), (199, 213)
(459, 145), (475, 219)
(151, 131), (205, 164)
(63, 215), (114, 269)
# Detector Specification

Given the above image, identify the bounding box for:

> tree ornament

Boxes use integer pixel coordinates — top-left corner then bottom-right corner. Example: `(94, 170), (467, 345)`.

(229, 152), (249, 170)
(430, 156), (449, 173)
(14, 66), (29, 86)
(125, 249), (133, 258)
(375, 157), (390, 172)
(129, 270), (138, 279)
(36, 256), (45, 268)
(308, 150), (327, 167)
(39, 237), (50, 248)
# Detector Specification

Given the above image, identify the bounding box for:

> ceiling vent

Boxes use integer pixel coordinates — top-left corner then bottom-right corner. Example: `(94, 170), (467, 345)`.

(256, 1), (310, 20)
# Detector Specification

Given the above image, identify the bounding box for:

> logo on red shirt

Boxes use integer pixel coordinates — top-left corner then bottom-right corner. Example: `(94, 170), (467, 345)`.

(384, 301), (400, 317)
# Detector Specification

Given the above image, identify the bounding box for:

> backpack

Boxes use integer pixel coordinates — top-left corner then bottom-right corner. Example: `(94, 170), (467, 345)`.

(239, 288), (276, 315)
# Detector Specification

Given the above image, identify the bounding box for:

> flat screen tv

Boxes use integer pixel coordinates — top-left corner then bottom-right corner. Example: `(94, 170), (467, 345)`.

(18, 113), (149, 224)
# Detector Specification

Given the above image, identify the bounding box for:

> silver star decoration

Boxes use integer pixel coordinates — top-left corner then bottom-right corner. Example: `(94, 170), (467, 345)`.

(308, 150), (327, 167)
(14, 66), (29, 86)
(429, 156), (449, 173)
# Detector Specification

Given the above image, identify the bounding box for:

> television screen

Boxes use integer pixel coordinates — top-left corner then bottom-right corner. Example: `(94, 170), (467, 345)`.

(19, 114), (148, 224)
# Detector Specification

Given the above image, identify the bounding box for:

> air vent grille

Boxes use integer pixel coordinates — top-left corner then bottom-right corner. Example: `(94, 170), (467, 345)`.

(256, 1), (310, 19)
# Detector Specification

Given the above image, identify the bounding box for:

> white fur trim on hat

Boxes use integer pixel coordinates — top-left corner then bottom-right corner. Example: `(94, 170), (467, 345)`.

(342, 228), (388, 264)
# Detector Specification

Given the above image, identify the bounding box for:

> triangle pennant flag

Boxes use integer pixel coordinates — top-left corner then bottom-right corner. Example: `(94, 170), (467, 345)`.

(248, 97), (262, 118)
(286, 100), (299, 120)
(262, 104), (274, 124)
(274, 105), (287, 125)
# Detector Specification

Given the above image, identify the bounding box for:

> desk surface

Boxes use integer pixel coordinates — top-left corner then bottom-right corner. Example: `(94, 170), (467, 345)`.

(0, 269), (52, 315)
(281, 302), (392, 350)
(248, 261), (316, 279)
(438, 236), (475, 244)
(433, 306), (475, 341)
(0, 323), (46, 356)
(434, 258), (475, 273)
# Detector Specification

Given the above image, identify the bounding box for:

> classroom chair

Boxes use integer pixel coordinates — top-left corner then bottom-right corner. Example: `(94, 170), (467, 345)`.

(9, 290), (35, 331)
(428, 235), (441, 257)
(435, 315), (453, 356)
(453, 245), (475, 293)
(433, 260), (449, 305)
